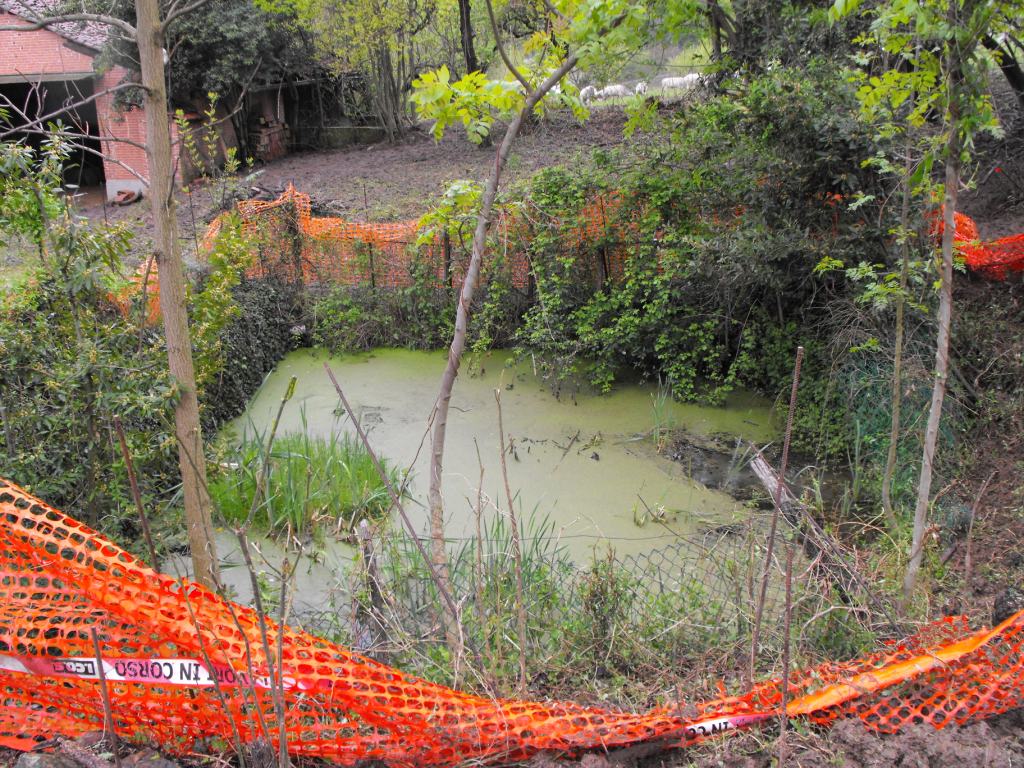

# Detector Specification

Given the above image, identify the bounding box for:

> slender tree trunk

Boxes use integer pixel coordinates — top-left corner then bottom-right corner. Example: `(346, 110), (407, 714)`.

(458, 0), (479, 75)
(881, 151), (913, 529)
(902, 92), (960, 612)
(426, 58), (579, 656)
(136, 0), (220, 589)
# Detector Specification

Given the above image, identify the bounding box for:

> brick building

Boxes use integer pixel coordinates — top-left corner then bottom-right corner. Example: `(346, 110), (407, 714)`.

(0, 0), (156, 200)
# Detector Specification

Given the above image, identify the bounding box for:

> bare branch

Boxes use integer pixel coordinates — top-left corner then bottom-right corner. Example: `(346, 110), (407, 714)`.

(484, 0), (531, 91)
(540, 0), (569, 25)
(162, 0), (215, 29)
(0, 90), (151, 156)
(0, 83), (148, 140)
(0, 13), (136, 39)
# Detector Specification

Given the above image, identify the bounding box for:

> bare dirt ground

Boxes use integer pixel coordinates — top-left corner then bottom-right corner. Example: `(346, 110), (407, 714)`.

(63, 108), (630, 273)
(255, 109), (629, 221)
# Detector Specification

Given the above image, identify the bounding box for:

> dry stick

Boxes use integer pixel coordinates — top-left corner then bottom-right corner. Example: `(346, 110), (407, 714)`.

(495, 387), (528, 695)
(749, 345), (804, 688)
(472, 440), (497, 695)
(777, 541), (796, 767)
(88, 628), (122, 768)
(748, 449), (901, 632)
(963, 471), (996, 610)
(274, 556), (295, 768)
(112, 416), (159, 571)
(323, 364), (472, 658)
(237, 530), (289, 768)
(57, 738), (115, 768)
(165, 460), (263, 760)
(222, 597), (273, 744)
(231, 377), (296, 767)
(176, 583), (253, 767)
(356, 520), (385, 655)
(172, 438), (290, 753)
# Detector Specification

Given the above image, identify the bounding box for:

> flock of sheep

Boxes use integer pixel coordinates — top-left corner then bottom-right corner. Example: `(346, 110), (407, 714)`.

(579, 73), (702, 103)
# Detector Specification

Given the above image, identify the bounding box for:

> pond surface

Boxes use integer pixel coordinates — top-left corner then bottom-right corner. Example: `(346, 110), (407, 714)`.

(214, 348), (773, 581)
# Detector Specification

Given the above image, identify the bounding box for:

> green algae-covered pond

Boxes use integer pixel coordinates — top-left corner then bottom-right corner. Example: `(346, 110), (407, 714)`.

(220, 348), (774, 565)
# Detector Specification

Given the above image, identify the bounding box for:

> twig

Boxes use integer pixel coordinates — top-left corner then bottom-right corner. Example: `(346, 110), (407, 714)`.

(750, 346), (803, 687)
(963, 471), (996, 609)
(495, 386), (528, 695)
(484, 0), (531, 91)
(471, 440), (497, 695)
(236, 529), (289, 768)
(274, 555), (294, 768)
(88, 628), (122, 768)
(112, 416), (159, 571)
(323, 363), (476, 661)
(778, 541), (796, 766)
(176, 582), (253, 763)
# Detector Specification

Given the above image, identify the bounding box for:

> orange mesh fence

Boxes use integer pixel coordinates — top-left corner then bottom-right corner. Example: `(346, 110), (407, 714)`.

(2, 476), (1023, 764)
(940, 209), (1024, 280)
(200, 185), (637, 291)
(199, 188), (1024, 294)
(108, 258), (161, 327)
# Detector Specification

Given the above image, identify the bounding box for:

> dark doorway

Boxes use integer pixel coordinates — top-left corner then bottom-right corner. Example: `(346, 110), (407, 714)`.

(0, 76), (106, 188)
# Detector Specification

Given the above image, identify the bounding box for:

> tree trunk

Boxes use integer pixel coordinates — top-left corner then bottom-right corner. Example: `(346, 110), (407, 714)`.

(136, 0), (220, 590)
(426, 58), (579, 657)
(708, 1), (724, 60)
(881, 151), (912, 529)
(982, 35), (1024, 114)
(458, 0), (479, 75)
(902, 88), (960, 612)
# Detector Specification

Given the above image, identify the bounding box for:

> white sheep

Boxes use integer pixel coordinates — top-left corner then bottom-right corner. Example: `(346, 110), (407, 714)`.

(660, 73), (701, 92)
(597, 83), (631, 99)
(580, 85), (597, 103)
(634, 81), (648, 95)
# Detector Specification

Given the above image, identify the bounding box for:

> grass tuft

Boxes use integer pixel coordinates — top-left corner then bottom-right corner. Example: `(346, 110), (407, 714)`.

(210, 430), (399, 544)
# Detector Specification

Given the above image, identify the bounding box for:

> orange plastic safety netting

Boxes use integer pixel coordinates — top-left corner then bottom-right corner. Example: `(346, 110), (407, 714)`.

(201, 185), (637, 291)
(939, 210), (1024, 280)
(2, 476), (1023, 765)
(201, 187), (1024, 293)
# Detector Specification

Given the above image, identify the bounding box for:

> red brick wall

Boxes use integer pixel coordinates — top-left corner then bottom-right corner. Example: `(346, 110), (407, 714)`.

(95, 66), (151, 192)
(0, 11), (95, 76)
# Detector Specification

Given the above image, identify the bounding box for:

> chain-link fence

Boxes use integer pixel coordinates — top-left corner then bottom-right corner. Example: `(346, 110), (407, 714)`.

(298, 492), (899, 707)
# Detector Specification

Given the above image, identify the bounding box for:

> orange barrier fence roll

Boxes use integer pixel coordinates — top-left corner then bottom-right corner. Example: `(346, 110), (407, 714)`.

(1, 477), (1023, 765)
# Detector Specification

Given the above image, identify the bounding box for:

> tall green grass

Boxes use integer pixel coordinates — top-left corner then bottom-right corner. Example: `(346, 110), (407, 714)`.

(209, 430), (399, 543)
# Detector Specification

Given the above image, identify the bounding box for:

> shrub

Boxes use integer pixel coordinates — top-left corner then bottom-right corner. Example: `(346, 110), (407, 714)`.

(199, 276), (303, 428)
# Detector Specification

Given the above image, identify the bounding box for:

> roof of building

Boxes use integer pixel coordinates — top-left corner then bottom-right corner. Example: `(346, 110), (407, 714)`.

(0, 0), (111, 52)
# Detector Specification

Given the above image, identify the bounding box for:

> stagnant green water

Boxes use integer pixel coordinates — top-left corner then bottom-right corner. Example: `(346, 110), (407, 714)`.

(177, 348), (775, 605)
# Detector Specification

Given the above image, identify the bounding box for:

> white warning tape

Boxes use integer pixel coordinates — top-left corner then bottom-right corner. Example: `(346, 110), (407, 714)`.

(0, 654), (307, 690)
